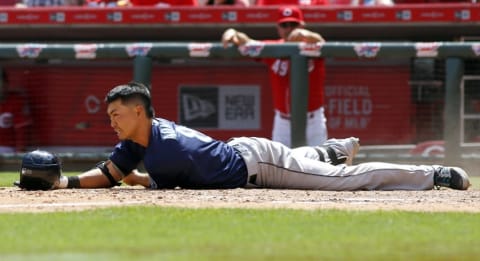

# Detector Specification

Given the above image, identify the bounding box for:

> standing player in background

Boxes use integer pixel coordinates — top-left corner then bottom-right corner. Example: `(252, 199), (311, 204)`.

(221, 6), (328, 147)
(0, 71), (32, 153)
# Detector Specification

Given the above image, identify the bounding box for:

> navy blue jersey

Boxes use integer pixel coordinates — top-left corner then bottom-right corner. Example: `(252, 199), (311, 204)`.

(109, 118), (248, 189)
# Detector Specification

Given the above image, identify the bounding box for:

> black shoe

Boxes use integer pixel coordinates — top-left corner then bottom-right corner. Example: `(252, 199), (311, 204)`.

(433, 166), (471, 190)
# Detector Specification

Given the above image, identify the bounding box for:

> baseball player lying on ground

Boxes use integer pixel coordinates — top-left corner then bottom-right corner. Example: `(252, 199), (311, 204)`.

(15, 82), (470, 191)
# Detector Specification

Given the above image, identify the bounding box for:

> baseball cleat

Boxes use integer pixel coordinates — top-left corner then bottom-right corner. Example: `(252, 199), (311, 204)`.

(433, 166), (471, 190)
(322, 137), (360, 166)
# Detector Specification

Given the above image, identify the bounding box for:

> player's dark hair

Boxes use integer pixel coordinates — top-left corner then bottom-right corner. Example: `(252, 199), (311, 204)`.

(105, 81), (155, 118)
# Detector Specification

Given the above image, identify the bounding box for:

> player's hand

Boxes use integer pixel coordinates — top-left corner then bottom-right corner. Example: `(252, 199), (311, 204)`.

(221, 28), (251, 48)
(122, 169), (150, 188)
(286, 28), (310, 42)
(286, 28), (324, 43)
(222, 28), (238, 48)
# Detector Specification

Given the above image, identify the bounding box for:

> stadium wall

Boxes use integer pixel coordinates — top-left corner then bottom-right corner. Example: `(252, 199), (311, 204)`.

(2, 57), (419, 148)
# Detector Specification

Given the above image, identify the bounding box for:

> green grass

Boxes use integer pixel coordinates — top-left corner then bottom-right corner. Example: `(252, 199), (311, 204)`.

(1, 172), (479, 260)
(0, 207), (479, 261)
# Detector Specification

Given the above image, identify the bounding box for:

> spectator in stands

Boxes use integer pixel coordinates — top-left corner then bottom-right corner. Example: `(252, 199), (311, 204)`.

(327, 0), (393, 5)
(127, 0), (197, 6)
(85, 0), (120, 7)
(394, 0), (470, 3)
(204, 0), (250, 6)
(15, 0), (80, 7)
(0, 72), (32, 153)
(256, 0), (328, 5)
(222, 6), (328, 147)
(349, 0), (394, 6)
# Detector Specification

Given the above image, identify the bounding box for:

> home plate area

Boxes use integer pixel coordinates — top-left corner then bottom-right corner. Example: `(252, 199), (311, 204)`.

(0, 186), (478, 213)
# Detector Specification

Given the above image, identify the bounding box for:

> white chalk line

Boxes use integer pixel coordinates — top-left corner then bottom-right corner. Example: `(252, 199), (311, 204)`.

(270, 198), (406, 204)
(0, 201), (145, 209)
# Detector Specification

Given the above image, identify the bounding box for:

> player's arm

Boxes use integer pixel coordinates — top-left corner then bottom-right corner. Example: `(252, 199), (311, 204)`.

(57, 160), (123, 189)
(287, 28), (325, 43)
(221, 28), (255, 48)
(73, 164), (151, 189)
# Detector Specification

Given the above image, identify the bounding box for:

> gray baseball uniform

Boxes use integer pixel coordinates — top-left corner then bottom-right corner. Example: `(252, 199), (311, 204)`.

(228, 137), (434, 190)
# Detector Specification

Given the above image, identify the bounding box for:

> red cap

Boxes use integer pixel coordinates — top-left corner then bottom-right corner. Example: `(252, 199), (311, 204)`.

(277, 6), (305, 25)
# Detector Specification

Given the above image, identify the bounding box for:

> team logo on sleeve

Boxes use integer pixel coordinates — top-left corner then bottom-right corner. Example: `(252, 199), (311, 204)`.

(353, 43), (381, 58)
(74, 44), (98, 59)
(16, 44), (47, 58)
(299, 42), (323, 57)
(126, 43), (152, 57)
(415, 42), (440, 57)
(238, 41), (264, 57)
(188, 43), (212, 57)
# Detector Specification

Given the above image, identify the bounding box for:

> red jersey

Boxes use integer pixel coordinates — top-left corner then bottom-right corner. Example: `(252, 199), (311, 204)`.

(0, 92), (32, 151)
(261, 39), (325, 115)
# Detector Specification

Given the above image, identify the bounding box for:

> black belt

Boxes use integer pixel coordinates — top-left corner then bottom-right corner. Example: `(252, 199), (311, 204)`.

(248, 174), (257, 184)
(231, 143), (257, 185)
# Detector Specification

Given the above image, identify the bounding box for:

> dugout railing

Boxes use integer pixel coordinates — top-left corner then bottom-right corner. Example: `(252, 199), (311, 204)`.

(0, 41), (478, 171)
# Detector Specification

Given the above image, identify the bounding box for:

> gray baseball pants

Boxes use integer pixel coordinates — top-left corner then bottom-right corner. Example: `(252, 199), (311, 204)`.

(228, 137), (434, 190)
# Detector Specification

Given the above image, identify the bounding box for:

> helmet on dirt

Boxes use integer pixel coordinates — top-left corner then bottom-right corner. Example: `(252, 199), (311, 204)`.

(16, 150), (62, 190)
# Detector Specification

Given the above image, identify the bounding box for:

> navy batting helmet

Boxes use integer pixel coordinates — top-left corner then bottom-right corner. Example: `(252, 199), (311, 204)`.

(15, 150), (62, 190)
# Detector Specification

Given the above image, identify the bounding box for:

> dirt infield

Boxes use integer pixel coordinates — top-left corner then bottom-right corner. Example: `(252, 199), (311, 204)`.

(0, 186), (479, 213)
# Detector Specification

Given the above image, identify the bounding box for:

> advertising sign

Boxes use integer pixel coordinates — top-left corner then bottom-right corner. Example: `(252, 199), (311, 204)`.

(179, 85), (260, 130)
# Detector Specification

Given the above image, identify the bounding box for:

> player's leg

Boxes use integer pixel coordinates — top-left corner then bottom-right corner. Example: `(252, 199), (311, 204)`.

(305, 106), (328, 146)
(230, 137), (469, 190)
(271, 111), (291, 147)
(259, 156), (468, 190)
(322, 137), (360, 165)
(291, 137), (360, 166)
